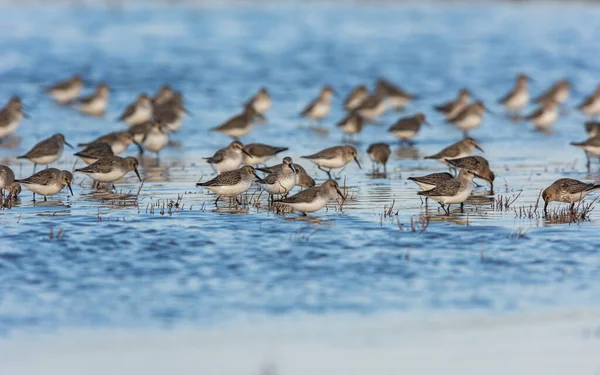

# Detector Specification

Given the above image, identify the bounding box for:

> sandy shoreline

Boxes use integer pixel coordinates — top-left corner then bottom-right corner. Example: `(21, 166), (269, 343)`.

(2, 309), (600, 375)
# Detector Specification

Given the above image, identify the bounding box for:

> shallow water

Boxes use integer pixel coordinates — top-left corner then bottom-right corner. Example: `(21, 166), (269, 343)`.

(1, 2), (600, 334)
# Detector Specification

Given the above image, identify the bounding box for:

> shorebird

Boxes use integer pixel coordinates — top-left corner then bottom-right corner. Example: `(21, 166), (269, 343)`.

(257, 163), (315, 189)
(408, 172), (453, 205)
(245, 87), (272, 115)
(300, 85), (335, 123)
(522, 101), (559, 130)
(152, 85), (175, 107)
(17, 133), (72, 171)
(196, 165), (263, 206)
(0, 165), (16, 198)
(585, 121), (600, 137)
(498, 74), (531, 112)
(274, 179), (345, 216)
(118, 93), (153, 126)
(542, 178), (600, 213)
(434, 89), (471, 120)
(0, 96), (25, 141)
(571, 135), (600, 170)
(448, 101), (488, 137)
(343, 85), (368, 111)
(337, 112), (364, 137)
(366, 143), (391, 175)
(258, 157), (296, 200)
(353, 86), (386, 121)
(204, 140), (252, 175)
(211, 105), (263, 139)
(46, 74), (83, 104)
(242, 143), (288, 166)
(424, 137), (484, 167)
(78, 131), (141, 155)
(16, 168), (73, 202)
(75, 156), (141, 187)
(377, 78), (415, 111)
(140, 121), (170, 160)
(577, 86), (600, 118)
(445, 155), (495, 190)
(388, 113), (428, 144)
(75, 82), (109, 116)
(153, 93), (187, 132)
(417, 169), (476, 214)
(534, 79), (571, 106)
(302, 145), (361, 179)
(73, 142), (114, 165)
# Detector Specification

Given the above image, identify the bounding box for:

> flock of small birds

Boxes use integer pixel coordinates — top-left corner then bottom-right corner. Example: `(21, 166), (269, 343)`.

(1, 73), (600, 216)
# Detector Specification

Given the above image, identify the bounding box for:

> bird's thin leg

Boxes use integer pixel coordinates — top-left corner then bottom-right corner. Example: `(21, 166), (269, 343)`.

(44, 196), (47, 202)
(460, 202), (464, 212)
(586, 152), (591, 171)
(33, 164), (37, 174)
(425, 197), (428, 208)
(156, 152), (160, 166)
(112, 184), (116, 190)
(446, 204), (452, 214)
(318, 166), (332, 179)
(473, 180), (482, 188)
(33, 193), (36, 202)
(383, 163), (387, 177)
(570, 203), (575, 211)
(236, 196), (242, 206)
(215, 195), (220, 207)
(463, 131), (469, 139)
(301, 212), (307, 217)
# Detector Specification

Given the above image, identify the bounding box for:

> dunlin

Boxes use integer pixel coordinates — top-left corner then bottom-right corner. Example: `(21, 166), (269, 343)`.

(498, 74), (530, 112)
(46, 74), (83, 104)
(211, 106), (262, 139)
(577, 86), (600, 118)
(118, 93), (153, 126)
(140, 121), (170, 159)
(353, 86), (386, 121)
(75, 156), (141, 185)
(302, 145), (361, 179)
(0, 96), (25, 141)
(377, 78), (415, 111)
(16, 168), (73, 202)
(408, 172), (453, 205)
(523, 101), (558, 130)
(75, 82), (109, 116)
(424, 137), (484, 167)
(542, 178), (600, 212)
(366, 142), (391, 175)
(337, 112), (364, 137)
(17, 133), (72, 171)
(74, 142), (114, 165)
(448, 101), (487, 137)
(534, 79), (571, 106)
(242, 143), (288, 166)
(0, 165), (16, 198)
(445, 155), (495, 190)
(257, 163), (315, 189)
(300, 85), (335, 123)
(417, 169), (476, 214)
(275, 179), (344, 216)
(571, 135), (600, 170)
(204, 140), (251, 175)
(153, 85), (175, 107)
(246, 87), (272, 115)
(388, 113), (427, 144)
(585, 121), (600, 137)
(79, 131), (141, 155)
(153, 94), (187, 132)
(343, 85), (368, 111)
(434, 89), (471, 120)
(196, 165), (263, 206)
(258, 157), (296, 199)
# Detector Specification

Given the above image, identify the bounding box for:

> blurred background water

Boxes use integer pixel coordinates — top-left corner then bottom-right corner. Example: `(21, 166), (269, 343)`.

(1, 1), (600, 338)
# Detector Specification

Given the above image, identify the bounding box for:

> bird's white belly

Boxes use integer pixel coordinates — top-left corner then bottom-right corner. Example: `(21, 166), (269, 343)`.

(82, 157), (98, 165)
(243, 154), (273, 166)
(51, 87), (81, 103)
(561, 191), (593, 204)
(308, 103), (331, 120)
(358, 102), (385, 119)
(339, 121), (359, 135)
(308, 156), (348, 169)
(447, 103), (467, 120)
(392, 130), (416, 140)
(386, 96), (410, 109)
(143, 132), (169, 152)
(345, 96), (366, 110)
(125, 108), (152, 125)
(253, 98), (272, 114)
(533, 109), (558, 128)
(86, 169), (127, 183)
(456, 114), (483, 131)
(0, 119), (21, 138)
(29, 153), (61, 165)
(212, 156), (242, 175)
(505, 90), (529, 110)
(283, 196), (328, 213)
(22, 182), (64, 196)
(110, 142), (128, 155)
(583, 99), (600, 116)
(165, 117), (183, 132)
(205, 180), (252, 197)
(263, 174), (296, 194)
(221, 125), (251, 138)
(79, 98), (107, 115)
(582, 145), (600, 157)
(435, 184), (472, 204)
(554, 89), (569, 104)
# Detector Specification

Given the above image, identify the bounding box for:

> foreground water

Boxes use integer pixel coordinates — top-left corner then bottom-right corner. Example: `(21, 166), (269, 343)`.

(1, 2), (600, 339)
